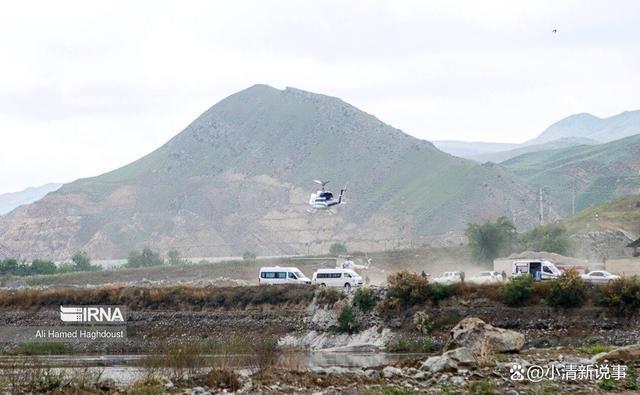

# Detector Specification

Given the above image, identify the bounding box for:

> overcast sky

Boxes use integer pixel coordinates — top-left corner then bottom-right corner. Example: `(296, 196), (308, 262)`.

(1, 1), (639, 194)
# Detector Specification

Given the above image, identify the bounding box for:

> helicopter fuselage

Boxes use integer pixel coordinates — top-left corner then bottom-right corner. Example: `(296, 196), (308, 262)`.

(309, 190), (341, 209)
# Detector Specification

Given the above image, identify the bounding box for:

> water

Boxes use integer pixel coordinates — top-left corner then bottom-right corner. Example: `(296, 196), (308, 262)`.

(0, 352), (423, 384)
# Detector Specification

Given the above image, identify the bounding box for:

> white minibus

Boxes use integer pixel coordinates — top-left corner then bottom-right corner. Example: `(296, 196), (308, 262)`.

(259, 267), (311, 285)
(312, 268), (363, 291)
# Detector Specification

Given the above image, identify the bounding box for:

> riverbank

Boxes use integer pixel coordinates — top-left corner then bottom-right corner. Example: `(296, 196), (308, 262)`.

(2, 282), (640, 393)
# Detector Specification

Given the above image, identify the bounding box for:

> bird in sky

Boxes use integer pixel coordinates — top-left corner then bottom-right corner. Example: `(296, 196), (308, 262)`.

(552, 29), (557, 34)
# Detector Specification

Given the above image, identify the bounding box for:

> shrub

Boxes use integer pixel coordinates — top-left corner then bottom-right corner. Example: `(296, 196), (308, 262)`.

(427, 283), (452, 305)
(127, 247), (164, 268)
(465, 217), (517, 263)
(387, 336), (432, 353)
(598, 277), (640, 315)
(25, 367), (65, 392)
(337, 304), (360, 334)
(500, 275), (534, 306)
(578, 344), (610, 355)
(130, 373), (164, 395)
(413, 311), (435, 334)
(316, 287), (343, 306)
(71, 251), (92, 271)
(329, 242), (347, 255)
(14, 341), (66, 355)
(0, 284), (315, 310)
(167, 250), (187, 265)
(352, 287), (377, 312)
(546, 269), (587, 308)
(598, 376), (616, 391)
(316, 287), (342, 305)
(251, 336), (278, 370)
(165, 341), (206, 380)
(242, 251), (257, 261)
(205, 369), (241, 392)
(30, 259), (57, 275)
(386, 270), (429, 307)
(377, 297), (402, 318)
(469, 380), (494, 395)
(0, 258), (20, 275)
(375, 385), (415, 395)
(626, 364), (638, 390)
(521, 224), (572, 255)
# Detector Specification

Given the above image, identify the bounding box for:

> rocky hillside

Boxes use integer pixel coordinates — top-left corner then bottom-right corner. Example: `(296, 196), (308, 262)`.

(563, 194), (640, 259)
(0, 85), (546, 260)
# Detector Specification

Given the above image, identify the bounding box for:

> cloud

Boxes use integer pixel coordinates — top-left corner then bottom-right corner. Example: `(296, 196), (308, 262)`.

(0, 0), (639, 193)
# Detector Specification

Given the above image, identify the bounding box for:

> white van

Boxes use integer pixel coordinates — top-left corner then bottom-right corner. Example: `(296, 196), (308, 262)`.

(312, 268), (363, 291)
(258, 267), (311, 285)
(512, 260), (561, 280)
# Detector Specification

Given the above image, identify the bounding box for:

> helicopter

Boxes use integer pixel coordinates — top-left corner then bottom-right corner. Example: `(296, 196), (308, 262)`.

(308, 180), (347, 212)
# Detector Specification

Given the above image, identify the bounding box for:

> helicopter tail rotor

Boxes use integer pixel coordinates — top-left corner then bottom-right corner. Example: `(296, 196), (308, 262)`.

(338, 182), (348, 204)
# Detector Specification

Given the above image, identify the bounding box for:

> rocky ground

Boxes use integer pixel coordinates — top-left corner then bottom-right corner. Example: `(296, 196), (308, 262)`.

(2, 284), (640, 393)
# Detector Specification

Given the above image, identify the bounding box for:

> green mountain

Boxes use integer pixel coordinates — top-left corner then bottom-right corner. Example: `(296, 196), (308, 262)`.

(434, 110), (640, 163)
(432, 140), (518, 159)
(503, 134), (640, 215)
(469, 137), (598, 163)
(0, 85), (543, 260)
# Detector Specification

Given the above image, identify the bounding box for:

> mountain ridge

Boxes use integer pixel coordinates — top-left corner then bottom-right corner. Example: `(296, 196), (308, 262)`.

(435, 110), (640, 162)
(0, 85), (544, 260)
(0, 183), (63, 215)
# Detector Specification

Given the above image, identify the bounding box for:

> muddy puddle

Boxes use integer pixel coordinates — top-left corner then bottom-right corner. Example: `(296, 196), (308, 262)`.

(0, 352), (424, 384)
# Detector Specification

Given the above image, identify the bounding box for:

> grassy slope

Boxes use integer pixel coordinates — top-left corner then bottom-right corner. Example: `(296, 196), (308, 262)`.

(503, 134), (640, 213)
(563, 194), (640, 234)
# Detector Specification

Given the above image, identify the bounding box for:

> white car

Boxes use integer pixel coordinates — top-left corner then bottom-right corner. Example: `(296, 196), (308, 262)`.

(581, 271), (620, 284)
(312, 268), (363, 291)
(432, 271), (462, 285)
(468, 271), (504, 285)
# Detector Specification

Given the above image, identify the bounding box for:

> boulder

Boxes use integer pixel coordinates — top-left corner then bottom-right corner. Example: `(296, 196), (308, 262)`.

(445, 347), (478, 366)
(592, 344), (640, 363)
(382, 366), (403, 378)
(420, 347), (477, 373)
(445, 317), (524, 353)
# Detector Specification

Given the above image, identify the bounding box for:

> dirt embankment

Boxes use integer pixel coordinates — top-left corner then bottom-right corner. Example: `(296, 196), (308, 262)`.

(1, 284), (639, 354)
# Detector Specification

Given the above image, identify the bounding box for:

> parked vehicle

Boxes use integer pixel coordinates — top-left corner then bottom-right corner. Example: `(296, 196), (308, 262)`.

(581, 270), (620, 283)
(468, 271), (503, 285)
(512, 260), (561, 280)
(259, 267), (311, 285)
(312, 268), (363, 291)
(432, 271), (462, 285)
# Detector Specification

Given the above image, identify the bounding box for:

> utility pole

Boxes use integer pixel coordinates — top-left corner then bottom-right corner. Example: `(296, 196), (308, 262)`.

(571, 184), (576, 216)
(507, 198), (516, 225)
(538, 187), (544, 226)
